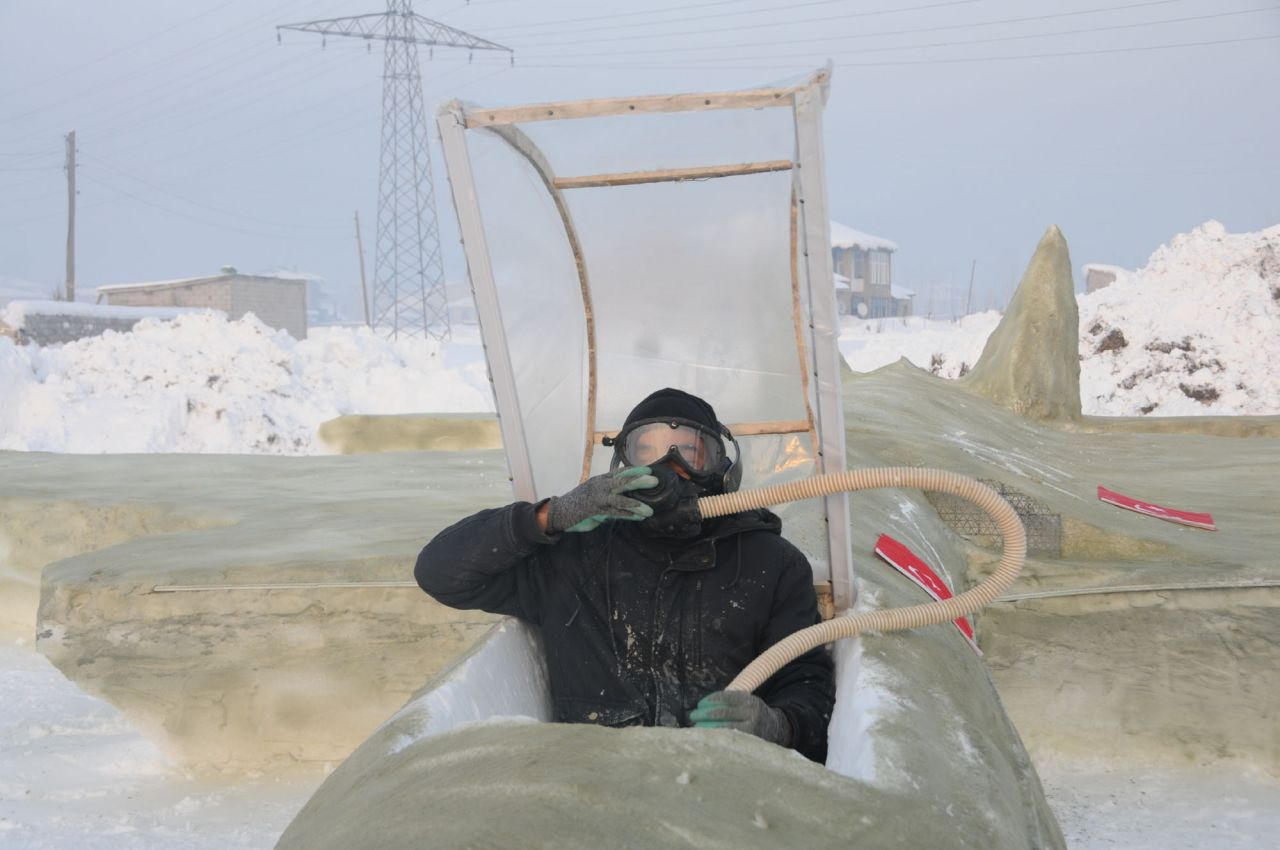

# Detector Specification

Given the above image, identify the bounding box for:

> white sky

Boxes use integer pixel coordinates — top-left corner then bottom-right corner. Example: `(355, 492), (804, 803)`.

(1, 0), (1277, 314)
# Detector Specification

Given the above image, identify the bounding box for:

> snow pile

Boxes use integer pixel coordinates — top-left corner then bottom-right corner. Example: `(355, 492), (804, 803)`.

(0, 312), (493, 454)
(841, 221), (1279, 417)
(838, 312), (1003, 379)
(1079, 220), (1280, 416)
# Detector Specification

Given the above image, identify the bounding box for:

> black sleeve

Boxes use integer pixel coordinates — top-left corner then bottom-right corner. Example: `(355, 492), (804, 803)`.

(755, 543), (836, 764)
(414, 501), (556, 622)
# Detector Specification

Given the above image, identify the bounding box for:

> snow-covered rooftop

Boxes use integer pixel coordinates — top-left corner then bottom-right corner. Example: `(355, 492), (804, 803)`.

(98, 273), (306, 293)
(255, 267), (326, 282)
(830, 221), (898, 252)
(1, 300), (216, 325)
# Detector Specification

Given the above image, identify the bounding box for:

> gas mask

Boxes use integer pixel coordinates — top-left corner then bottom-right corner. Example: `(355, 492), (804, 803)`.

(629, 462), (703, 538)
(603, 417), (741, 497)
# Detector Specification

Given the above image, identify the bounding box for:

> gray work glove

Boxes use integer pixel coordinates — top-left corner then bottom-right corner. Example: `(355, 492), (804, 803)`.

(689, 690), (793, 747)
(545, 467), (658, 534)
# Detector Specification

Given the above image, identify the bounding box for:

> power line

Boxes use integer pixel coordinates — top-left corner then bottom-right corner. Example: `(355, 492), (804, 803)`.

(482, 31), (1280, 71)
(77, 172), (324, 240)
(480, 0), (977, 36)
(86, 48), (371, 150)
(510, 5), (1276, 61)
(504, 0), (1187, 48)
(0, 0), (353, 134)
(0, 0), (242, 101)
(80, 154), (346, 231)
(1, 34), (331, 148)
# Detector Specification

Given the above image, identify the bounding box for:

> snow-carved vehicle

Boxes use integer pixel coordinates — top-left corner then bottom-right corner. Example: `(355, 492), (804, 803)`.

(275, 69), (1065, 849)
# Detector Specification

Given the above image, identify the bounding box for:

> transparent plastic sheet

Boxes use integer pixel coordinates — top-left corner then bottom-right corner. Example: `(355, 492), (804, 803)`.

(516, 107), (796, 177)
(464, 129), (587, 498)
(453, 89), (834, 581)
(568, 174), (798, 423)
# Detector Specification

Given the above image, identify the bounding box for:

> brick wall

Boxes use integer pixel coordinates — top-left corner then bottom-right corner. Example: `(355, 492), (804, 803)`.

(18, 313), (147, 346)
(231, 277), (307, 339)
(102, 275), (307, 339)
(107, 281), (234, 312)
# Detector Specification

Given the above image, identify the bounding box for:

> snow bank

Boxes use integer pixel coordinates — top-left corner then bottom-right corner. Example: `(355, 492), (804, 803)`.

(0, 312), (493, 454)
(1, 222), (1274, 458)
(838, 312), (1003, 379)
(1079, 220), (1280, 416)
(841, 220), (1280, 417)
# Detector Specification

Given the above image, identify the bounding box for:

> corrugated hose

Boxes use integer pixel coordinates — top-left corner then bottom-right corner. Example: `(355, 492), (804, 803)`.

(695, 467), (1026, 693)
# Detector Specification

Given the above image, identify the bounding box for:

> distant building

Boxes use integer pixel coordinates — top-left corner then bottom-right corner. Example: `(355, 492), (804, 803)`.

(830, 222), (912, 317)
(98, 267), (307, 338)
(257, 266), (340, 326)
(1082, 263), (1129, 294)
(1, 301), (202, 346)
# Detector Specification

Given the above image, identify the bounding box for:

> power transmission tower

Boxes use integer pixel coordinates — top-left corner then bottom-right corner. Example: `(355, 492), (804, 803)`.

(278, 2), (511, 339)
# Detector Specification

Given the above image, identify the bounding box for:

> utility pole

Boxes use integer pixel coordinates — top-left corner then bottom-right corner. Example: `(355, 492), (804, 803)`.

(963, 259), (976, 316)
(64, 130), (76, 302)
(355, 210), (371, 328)
(278, 2), (511, 339)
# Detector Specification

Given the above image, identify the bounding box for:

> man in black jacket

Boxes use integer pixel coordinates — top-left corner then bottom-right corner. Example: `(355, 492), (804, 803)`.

(415, 388), (835, 762)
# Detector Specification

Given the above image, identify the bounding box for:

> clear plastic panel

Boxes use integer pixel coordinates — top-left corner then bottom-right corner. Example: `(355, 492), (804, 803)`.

(460, 101), (831, 579)
(518, 107), (796, 179)
(565, 172), (801, 428)
(465, 129), (587, 498)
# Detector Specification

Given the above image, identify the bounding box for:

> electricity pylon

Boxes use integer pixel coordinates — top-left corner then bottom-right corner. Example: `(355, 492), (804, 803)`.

(279, 2), (511, 339)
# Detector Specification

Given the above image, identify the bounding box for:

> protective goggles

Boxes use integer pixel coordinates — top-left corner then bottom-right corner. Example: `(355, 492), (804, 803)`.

(605, 418), (726, 475)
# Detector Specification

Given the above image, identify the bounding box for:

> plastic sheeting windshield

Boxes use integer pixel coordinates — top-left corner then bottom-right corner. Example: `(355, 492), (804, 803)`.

(439, 73), (845, 591)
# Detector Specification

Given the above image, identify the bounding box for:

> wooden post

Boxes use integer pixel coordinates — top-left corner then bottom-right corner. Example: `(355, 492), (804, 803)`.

(354, 211), (371, 327)
(964, 259), (976, 316)
(64, 131), (76, 302)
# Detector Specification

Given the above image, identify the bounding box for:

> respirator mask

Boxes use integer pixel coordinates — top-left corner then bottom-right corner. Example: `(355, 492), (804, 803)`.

(603, 417), (742, 538)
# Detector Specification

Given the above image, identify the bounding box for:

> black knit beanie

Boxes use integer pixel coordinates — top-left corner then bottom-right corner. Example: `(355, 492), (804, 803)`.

(622, 388), (721, 433)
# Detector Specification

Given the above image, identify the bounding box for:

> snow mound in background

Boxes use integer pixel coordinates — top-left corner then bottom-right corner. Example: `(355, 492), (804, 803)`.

(1079, 220), (1280, 417)
(841, 220), (1279, 418)
(0, 312), (492, 454)
(838, 311), (1003, 379)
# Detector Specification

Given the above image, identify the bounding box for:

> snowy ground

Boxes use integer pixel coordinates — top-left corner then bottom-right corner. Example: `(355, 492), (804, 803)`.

(5, 643), (1277, 850)
(0, 647), (320, 850)
(1036, 754), (1280, 849)
(2, 220), (1277, 847)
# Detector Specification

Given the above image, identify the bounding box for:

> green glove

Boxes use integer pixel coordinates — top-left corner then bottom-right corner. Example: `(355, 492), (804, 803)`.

(689, 690), (792, 747)
(545, 467), (658, 533)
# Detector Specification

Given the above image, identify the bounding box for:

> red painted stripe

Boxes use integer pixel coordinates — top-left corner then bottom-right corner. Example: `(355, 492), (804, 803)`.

(1097, 485), (1216, 531)
(873, 533), (979, 650)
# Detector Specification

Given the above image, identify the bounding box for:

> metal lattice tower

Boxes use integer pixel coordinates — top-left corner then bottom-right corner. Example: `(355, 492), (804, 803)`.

(279, 2), (511, 339)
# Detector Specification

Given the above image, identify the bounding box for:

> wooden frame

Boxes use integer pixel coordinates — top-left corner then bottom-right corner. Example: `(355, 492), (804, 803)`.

(436, 64), (853, 610)
(462, 72), (828, 128)
(553, 161), (793, 190)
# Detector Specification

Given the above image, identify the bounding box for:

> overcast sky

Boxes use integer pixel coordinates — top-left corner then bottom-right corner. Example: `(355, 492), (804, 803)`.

(2, 0), (1277, 316)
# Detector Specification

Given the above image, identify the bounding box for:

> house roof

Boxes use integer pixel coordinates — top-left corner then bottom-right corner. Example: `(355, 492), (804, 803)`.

(831, 221), (898, 252)
(256, 266), (327, 282)
(98, 273), (305, 294)
(891, 284), (915, 299)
